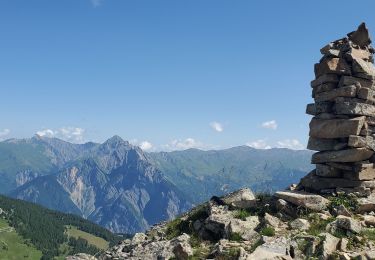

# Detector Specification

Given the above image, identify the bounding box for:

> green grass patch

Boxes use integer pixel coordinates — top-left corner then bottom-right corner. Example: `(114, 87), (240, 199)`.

(165, 218), (191, 240)
(307, 214), (334, 236)
(233, 209), (251, 221)
(328, 193), (358, 212)
(260, 227), (275, 237)
(229, 232), (243, 242)
(0, 218), (42, 260)
(66, 225), (109, 250)
(361, 228), (375, 241)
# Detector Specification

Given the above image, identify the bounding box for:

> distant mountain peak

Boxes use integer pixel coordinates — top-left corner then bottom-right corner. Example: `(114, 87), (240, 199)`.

(103, 135), (129, 146)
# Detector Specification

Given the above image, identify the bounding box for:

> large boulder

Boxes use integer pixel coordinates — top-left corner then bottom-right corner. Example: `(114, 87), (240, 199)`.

(247, 236), (294, 260)
(227, 216), (260, 242)
(275, 191), (329, 211)
(289, 218), (310, 231)
(318, 233), (340, 260)
(221, 188), (256, 209)
(329, 216), (362, 234)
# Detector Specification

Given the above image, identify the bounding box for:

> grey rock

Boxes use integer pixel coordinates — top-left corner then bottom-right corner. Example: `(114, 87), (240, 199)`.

(309, 117), (365, 139)
(335, 100), (375, 117)
(311, 74), (340, 88)
(314, 85), (357, 102)
(331, 216), (362, 234)
(319, 233), (340, 259)
(311, 148), (373, 163)
(289, 218), (310, 231)
(338, 75), (373, 89)
(347, 23), (372, 47)
(221, 188), (256, 209)
(275, 190), (329, 211)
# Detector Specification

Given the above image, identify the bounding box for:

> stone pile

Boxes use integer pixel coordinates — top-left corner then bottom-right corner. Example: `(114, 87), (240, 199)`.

(300, 23), (375, 196)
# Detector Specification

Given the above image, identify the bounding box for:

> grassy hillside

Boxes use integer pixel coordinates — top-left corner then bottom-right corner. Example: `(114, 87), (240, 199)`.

(0, 195), (122, 259)
(0, 218), (42, 260)
(66, 225), (109, 250)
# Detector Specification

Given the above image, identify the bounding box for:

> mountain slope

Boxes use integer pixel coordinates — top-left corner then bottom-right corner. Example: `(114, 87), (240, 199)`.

(12, 136), (191, 234)
(0, 136), (99, 194)
(1, 136), (313, 234)
(0, 194), (121, 259)
(148, 146), (313, 203)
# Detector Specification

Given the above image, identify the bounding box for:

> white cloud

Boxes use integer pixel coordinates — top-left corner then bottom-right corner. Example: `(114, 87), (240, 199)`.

(36, 129), (56, 137)
(139, 141), (153, 151)
(162, 138), (206, 151)
(276, 139), (305, 150)
(0, 129), (10, 140)
(36, 127), (85, 143)
(261, 120), (278, 130)
(246, 139), (271, 149)
(210, 121), (223, 132)
(59, 127), (85, 143)
(91, 0), (103, 7)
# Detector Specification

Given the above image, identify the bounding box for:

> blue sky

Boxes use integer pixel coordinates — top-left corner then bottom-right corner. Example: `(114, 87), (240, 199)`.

(1, 0), (375, 151)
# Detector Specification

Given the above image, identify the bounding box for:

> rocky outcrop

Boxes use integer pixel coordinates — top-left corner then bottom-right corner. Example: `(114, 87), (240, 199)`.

(304, 23), (375, 196)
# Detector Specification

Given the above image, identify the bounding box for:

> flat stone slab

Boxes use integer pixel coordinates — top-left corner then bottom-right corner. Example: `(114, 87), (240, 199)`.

(335, 101), (375, 116)
(348, 135), (375, 150)
(311, 74), (340, 88)
(316, 164), (341, 177)
(339, 75), (373, 89)
(307, 137), (344, 151)
(314, 85), (357, 102)
(309, 117), (365, 139)
(306, 102), (333, 115)
(275, 190), (329, 211)
(300, 171), (366, 190)
(311, 148), (373, 163)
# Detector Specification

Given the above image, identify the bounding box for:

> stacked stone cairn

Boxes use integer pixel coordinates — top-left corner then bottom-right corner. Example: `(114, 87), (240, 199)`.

(300, 23), (375, 196)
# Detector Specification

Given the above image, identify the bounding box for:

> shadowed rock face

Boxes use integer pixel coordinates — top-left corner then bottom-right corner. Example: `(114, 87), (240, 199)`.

(12, 136), (191, 234)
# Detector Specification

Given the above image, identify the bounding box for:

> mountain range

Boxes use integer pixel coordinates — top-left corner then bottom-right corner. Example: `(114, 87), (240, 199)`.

(0, 135), (313, 233)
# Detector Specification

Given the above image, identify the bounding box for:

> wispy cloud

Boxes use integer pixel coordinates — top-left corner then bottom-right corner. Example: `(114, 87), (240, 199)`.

(162, 138), (206, 151)
(36, 127), (85, 143)
(246, 139), (271, 149)
(210, 121), (224, 132)
(91, 0), (103, 7)
(139, 141), (153, 151)
(276, 139), (304, 150)
(261, 120), (278, 130)
(0, 129), (10, 140)
(246, 138), (305, 150)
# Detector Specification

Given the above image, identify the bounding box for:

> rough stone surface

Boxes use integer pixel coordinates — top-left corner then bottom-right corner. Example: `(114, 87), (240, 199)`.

(332, 216), (362, 234)
(311, 148), (373, 163)
(334, 101), (375, 117)
(221, 188), (256, 209)
(275, 191), (329, 211)
(309, 117), (365, 139)
(289, 218), (310, 231)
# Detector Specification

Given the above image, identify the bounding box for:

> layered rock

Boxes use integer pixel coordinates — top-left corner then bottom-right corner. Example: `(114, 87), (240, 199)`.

(303, 23), (375, 196)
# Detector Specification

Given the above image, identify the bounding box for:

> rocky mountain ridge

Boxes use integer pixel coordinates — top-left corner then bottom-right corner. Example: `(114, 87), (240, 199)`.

(0, 135), (311, 233)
